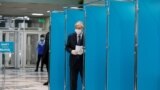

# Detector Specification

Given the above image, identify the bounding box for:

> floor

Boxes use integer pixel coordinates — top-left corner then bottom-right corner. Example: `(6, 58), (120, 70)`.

(0, 68), (48, 90)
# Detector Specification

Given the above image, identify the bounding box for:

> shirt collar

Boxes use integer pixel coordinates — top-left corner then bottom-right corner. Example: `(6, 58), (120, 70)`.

(77, 32), (83, 37)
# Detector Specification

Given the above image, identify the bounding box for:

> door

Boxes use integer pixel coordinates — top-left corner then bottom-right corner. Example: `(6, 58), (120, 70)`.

(26, 34), (38, 67)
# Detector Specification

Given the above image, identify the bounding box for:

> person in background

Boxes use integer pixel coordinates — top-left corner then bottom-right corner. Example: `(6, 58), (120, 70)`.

(78, 0), (83, 8)
(66, 21), (84, 90)
(35, 35), (45, 72)
(42, 32), (50, 85)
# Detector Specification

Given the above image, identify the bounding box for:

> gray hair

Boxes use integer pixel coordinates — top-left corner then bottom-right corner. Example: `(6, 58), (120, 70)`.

(75, 21), (84, 28)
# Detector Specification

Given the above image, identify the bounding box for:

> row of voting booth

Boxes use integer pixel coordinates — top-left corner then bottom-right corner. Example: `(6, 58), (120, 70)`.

(50, 0), (160, 90)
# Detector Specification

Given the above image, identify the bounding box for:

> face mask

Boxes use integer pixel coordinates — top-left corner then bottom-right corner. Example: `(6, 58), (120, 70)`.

(40, 38), (44, 41)
(75, 29), (82, 35)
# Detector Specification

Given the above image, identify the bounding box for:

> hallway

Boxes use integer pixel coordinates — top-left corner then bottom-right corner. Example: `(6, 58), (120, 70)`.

(0, 68), (48, 90)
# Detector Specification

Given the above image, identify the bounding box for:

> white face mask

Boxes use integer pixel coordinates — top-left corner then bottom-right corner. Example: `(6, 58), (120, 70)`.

(40, 38), (45, 41)
(75, 29), (82, 35)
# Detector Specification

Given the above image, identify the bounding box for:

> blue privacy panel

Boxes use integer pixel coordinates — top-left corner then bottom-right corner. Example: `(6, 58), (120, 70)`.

(108, 2), (135, 90)
(85, 6), (107, 90)
(50, 11), (65, 90)
(65, 9), (85, 34)
(65, 8), (85, 90)
(138, 1), (160, 90)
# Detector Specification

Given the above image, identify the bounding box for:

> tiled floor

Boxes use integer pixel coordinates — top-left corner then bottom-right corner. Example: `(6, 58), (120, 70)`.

(0, 68), (48, 90)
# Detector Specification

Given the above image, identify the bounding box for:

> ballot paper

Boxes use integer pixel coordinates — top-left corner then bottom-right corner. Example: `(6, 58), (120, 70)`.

(75, 45), (83, 55)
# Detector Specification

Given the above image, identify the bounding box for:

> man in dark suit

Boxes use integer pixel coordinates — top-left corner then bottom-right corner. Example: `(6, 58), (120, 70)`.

(42, 32), (50, 85)
(66, 21), (84, 90)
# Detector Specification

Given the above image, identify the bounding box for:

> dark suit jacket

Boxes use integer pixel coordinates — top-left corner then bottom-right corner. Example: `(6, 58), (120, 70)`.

(66, 33), (84, 67)
(42, 32), (49, 65)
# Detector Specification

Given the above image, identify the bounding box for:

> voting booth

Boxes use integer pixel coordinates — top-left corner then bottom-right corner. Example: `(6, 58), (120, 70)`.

(50, 0), (137, 90)
(50, 6), (108, 90)
(50, 0), (160, 89)
(65, 8), (85, 90)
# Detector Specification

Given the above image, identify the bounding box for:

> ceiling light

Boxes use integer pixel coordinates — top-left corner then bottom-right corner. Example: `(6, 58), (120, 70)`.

(32, 13), (44, 16)
(47, 10), (50, 13)
(70, 7), (79, 9)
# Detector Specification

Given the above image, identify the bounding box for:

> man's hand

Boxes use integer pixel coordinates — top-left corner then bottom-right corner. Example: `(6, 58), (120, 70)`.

(78, 49), (84, 55)
(71, 50), (78, 55)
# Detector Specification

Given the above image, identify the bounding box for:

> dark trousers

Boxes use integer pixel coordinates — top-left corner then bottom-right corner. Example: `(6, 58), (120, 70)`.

(42, 55), (49, 82)
(70, 58), (83, 90)
(46, 62), (49, 82)
(35, 54), (43, 70)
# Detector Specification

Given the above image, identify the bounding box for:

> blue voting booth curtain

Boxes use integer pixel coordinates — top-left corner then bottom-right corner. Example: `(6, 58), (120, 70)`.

(65, 8), (85, 90)
(85, 6), (107, 90)
(108, 2), (135, 90)
(50, 11), (65, 90)
(138, 0), (160, 90)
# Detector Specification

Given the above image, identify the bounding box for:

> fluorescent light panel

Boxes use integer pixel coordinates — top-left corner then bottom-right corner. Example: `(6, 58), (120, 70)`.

(32, 13), (44, 16)
(47, 10), (50, 13)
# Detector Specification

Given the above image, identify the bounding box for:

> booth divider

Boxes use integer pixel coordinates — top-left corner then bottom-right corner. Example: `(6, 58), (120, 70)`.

(108, 2), (135, 90)
(138, 0), (160, 90)
(85, 6), (108, 90)
(50, 11), (65, 90)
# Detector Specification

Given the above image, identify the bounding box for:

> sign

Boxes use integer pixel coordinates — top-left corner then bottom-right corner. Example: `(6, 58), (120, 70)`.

(38, 18), (45, 23)
(0, 42), (15, 53)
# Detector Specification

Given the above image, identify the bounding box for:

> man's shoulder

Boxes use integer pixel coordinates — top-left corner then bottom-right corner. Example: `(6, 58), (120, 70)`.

(69, 33), (76, 37)
(46, 32), (49, 37)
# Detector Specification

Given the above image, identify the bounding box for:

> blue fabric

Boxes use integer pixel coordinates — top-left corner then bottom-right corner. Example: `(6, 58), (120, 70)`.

(85, 6), (107, 90)
(37, 40), (45, 55)
(138, 1), (160, 90)
(108, 2), (135, 90)
(50, 11), (65, 90)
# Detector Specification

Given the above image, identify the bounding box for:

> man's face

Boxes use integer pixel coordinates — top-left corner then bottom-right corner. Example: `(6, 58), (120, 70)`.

(75, 24), (83, 31)
(40, 37), (45, 41)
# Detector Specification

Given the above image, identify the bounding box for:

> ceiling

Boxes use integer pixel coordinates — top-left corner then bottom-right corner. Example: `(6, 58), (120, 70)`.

(0, 0), (82, 17)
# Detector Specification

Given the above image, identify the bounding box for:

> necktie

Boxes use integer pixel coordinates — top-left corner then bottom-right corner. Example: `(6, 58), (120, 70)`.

(77, 35), (81, 45)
